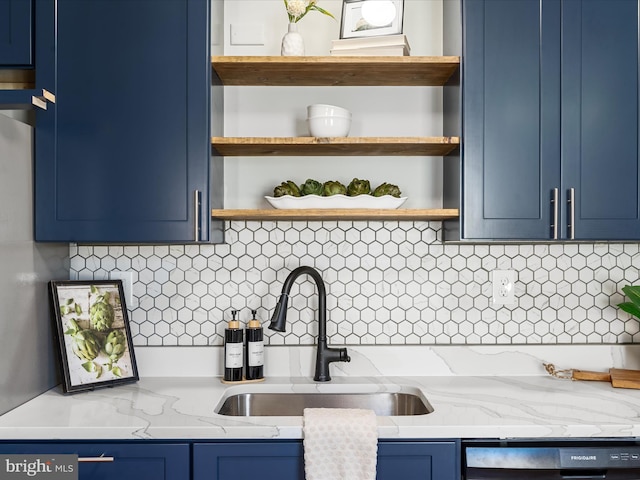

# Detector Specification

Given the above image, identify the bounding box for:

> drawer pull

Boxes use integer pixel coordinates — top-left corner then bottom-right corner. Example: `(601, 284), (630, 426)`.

(78, 456), (115, 463)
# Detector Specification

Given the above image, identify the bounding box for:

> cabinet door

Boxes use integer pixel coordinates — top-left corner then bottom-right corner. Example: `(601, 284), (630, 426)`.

(561, 0), (640, 240)
(461, 0), (561, 240)
(34, 0), (213, 243)
(0, 0), (32, 65)
(193, 440), (459, 480)
(0, 442), (190, 480)
(193, 442), (304, 480)
(377, 441), (459, 480)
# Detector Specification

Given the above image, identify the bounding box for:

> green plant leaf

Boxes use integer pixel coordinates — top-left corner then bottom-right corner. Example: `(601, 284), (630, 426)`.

(90, 285), (98, 294)
(75, 304), (82, 315)
(66, 298), (74, 305)
(112, 366), (122, 377)
(622, 285), (640, 308)
(310, 5), (336, 20)
(619, 301), (640, 319)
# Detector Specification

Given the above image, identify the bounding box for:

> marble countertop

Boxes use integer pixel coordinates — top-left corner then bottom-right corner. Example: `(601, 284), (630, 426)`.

(3, 345), (640, 441)
(1, 373), (640, 441)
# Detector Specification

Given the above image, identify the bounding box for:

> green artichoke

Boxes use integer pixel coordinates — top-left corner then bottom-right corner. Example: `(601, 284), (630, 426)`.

(103, 329), (127, 362)
(273, 180), (301, 197)
(373, 182), (402, 198)
(71, 328), (102, 361)
(346, 178), (371, 196)
(322, 180), (347, 196)
(299, 179), (324, 196)
(90, 292), (115, 332)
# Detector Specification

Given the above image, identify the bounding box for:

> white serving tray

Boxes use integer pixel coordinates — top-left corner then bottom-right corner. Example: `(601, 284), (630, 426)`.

(264, 194), (408, 210)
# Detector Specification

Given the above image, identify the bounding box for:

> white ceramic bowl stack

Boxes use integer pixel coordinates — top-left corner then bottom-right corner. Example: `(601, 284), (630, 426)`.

(307, 104), (352, 137)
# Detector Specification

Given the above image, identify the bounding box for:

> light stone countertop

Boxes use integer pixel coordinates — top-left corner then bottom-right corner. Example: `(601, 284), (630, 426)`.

(2, 345), (640, 441)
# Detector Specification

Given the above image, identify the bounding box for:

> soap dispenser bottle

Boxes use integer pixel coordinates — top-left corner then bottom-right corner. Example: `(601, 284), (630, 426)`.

(245, 309), (264, 380)
(224, 310), (243, 382)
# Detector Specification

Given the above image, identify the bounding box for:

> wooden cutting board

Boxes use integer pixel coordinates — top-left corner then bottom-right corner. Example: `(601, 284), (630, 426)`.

(573, 368), (640, 389)
(544, 363), (640, 389)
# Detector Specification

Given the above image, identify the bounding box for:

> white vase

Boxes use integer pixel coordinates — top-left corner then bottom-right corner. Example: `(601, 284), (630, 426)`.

(281, 23), (305, 56)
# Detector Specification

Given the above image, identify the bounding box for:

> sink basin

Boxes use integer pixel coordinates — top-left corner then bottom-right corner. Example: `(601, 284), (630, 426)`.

(215, 392), (433, 417)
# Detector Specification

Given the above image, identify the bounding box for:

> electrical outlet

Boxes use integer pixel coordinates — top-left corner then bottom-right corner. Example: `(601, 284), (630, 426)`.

(492, 269), (516, 305)
(110, 271), (135, 307)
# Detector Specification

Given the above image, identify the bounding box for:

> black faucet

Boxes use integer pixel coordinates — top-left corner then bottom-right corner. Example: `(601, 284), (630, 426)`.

(269, 266), (350, 382)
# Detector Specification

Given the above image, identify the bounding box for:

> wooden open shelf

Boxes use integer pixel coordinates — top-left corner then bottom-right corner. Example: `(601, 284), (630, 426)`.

(210, 55), (461, 222)
(211, 209), (459, 221)
(212, 136), (460, 157)
(211, 56), (460, 86)
(0, 69), (35, 90)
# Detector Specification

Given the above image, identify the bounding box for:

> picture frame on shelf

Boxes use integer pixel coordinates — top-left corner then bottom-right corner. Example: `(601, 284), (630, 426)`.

(340, 0), (404, 39)
(49, 280), (139, 394)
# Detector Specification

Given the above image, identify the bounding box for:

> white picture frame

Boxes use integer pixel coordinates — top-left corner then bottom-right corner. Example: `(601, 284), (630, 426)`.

(340, 0), (404, 39)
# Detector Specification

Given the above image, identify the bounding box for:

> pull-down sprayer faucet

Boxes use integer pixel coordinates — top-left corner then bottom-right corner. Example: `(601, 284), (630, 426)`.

(269, 266), (350, 382)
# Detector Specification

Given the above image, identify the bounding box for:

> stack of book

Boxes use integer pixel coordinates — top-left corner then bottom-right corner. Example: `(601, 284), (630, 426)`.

(330, 34), (410, 56)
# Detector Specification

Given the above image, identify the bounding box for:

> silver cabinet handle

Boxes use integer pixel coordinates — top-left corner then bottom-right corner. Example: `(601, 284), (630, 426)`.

(568, 187), (575, 240)
(78, 457), (114, 463)
(551, 188), (559, 239)
(194, 190), (201, 242)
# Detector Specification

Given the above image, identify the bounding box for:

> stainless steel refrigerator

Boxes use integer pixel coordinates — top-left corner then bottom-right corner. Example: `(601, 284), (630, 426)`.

(0, 112), (68, 415)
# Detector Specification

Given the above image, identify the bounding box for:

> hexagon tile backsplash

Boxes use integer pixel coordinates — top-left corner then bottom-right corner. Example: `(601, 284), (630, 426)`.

(70, 221), (640, 347)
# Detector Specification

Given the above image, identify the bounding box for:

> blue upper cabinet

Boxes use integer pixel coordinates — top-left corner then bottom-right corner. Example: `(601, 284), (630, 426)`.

(0, 0), (32, 65)
(461, 0), (561, 240)
(561, 0), (640, 240)
(459, 0), (640, 241)
(34, 0), (220, 243)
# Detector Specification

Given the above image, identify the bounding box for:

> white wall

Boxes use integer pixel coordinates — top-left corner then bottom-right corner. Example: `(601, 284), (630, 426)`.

(219, 0), (445, 209)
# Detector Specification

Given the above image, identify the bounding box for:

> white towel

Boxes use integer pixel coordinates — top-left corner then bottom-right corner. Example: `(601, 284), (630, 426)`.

(303, 408), (378, 480)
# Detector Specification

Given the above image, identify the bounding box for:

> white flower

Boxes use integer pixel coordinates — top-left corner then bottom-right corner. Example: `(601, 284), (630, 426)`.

(286, 0), (308, 21)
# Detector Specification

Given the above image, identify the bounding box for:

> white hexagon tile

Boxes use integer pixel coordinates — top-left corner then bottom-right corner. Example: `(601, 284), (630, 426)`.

(70, 221), (640, 347)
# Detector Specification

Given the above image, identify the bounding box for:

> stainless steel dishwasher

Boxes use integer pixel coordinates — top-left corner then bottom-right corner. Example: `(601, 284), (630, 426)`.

(464, 439), (640, 479)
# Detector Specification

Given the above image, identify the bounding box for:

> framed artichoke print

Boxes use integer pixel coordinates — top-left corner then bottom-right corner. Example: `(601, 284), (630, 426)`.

(49, 280), (138, 394)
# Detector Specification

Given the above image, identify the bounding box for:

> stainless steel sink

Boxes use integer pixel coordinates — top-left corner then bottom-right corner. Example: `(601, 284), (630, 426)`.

(215, 392), (433, 416)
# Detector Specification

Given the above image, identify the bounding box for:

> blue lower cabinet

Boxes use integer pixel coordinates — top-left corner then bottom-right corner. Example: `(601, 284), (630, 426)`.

(193, 440), (460, 480)
(0, 442), (190, 480)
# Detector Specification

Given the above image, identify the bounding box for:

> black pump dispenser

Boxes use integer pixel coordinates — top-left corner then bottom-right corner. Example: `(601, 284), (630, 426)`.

(245, 309), (264, 380)
(224, 310), (243, 382)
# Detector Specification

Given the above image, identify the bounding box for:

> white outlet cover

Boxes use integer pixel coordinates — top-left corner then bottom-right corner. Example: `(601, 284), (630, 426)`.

(110, 271), (136, 308)
(492, 269), (516, 305)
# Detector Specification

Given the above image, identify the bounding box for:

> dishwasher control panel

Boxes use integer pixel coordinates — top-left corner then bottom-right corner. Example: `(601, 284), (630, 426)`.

(466, 446), (640, 470)
(561, 448), (640, 468)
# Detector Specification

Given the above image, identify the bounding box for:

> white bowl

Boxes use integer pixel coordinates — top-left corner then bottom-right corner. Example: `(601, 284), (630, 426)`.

(307, 115), (351, 137)
(307, 113), (352, 120)
(307, 104), (351, 118)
